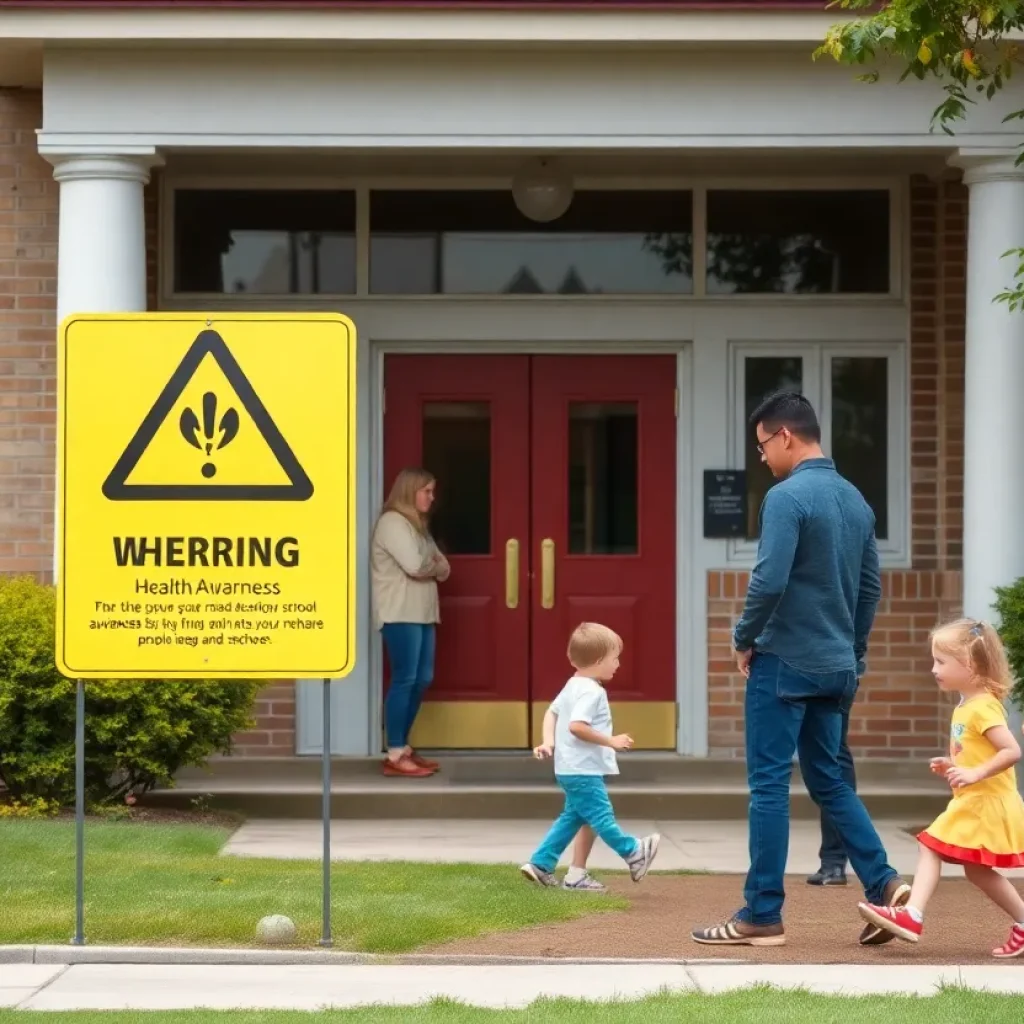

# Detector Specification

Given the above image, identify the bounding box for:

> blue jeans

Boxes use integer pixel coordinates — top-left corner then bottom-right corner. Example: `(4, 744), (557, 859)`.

(381, 623), (435, 749)
(530, 775), (639, 872)
(740, 652), (897, 926)
(818, 708), (857, 870)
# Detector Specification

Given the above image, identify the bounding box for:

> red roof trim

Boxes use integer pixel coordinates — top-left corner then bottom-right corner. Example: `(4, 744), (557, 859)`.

(0, 1), (832, 10)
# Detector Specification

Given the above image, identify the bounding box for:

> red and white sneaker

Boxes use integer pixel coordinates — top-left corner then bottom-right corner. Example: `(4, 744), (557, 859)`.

(993, 924), (1024, 959)
(857, 902), (922, 943)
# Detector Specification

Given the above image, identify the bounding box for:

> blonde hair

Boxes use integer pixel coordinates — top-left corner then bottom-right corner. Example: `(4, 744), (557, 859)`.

(567, 622), (622, 669)
(930, 618), (1013, 700)
(380, 467), (435, 535)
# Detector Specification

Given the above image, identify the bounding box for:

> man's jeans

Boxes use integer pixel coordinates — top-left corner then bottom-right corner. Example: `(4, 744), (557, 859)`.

(530, 775), (639, 872)
(740, 652), (898, 926)
(818, 709), (857, 871)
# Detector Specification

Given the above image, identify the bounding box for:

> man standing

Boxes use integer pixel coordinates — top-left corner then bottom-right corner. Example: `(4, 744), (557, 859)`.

(691, 392), (908, 947)
(807, 724), (856, 887)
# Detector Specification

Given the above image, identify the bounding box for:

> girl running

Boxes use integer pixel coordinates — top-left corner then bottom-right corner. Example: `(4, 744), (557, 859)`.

(857, 618), (1024, 958)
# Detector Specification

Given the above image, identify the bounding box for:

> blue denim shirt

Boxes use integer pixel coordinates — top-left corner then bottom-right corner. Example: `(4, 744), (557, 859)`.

(732, 458), (882, 676)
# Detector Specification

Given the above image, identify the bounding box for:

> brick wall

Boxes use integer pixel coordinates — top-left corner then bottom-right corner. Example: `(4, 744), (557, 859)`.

(0, 90), (58, 580)
(707, 174), (968, 758)
(708, 570), (962, 757)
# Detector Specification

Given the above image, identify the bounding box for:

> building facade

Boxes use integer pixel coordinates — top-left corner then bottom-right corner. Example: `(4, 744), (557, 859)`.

(1, 0), (1022, 763)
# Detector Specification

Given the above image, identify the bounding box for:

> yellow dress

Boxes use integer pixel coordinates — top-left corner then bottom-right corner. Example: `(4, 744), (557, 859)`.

(919, 694), (1024, 868)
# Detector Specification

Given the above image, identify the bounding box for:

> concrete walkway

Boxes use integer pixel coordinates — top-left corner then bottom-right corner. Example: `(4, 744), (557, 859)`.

(223, 818), (1024, 878)
(5, 962), (1024, 1010)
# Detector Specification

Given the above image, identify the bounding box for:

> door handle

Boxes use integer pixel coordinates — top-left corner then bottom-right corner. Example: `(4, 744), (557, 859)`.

(505, 539), (519, 609)
(541, 538), (555, 609)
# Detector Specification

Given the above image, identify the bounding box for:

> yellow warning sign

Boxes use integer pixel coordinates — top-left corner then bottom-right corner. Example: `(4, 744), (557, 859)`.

(55, 313), (356, 680)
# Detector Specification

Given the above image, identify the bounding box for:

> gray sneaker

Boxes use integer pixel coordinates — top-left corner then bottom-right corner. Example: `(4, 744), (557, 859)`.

(520, 862), (558, 887)
(562, 871), (607, 892)
(626, 833), (661, 882)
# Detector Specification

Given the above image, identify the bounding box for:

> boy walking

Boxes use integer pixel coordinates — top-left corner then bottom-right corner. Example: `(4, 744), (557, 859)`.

(520, 622), (660, 888)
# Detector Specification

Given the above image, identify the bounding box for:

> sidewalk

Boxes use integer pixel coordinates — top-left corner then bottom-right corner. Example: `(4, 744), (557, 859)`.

(222, 818), (1024, 878)
(5, 961), (1024, 1010)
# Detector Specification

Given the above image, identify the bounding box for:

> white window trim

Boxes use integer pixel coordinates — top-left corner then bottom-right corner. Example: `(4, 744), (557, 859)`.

(158, 173), (906, 307)
(727, 339), (910, 567)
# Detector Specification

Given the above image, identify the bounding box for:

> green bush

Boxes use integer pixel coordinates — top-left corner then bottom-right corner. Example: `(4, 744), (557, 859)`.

(0, 575), (261, 807)
(995, 577), (1024, 712)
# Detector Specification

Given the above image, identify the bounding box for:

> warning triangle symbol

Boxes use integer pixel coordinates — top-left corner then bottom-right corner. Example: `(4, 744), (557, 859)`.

(102, 329), (314, 502)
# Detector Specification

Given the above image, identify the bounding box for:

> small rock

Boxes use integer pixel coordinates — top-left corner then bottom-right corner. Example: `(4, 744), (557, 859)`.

(256, 914), (297, 944)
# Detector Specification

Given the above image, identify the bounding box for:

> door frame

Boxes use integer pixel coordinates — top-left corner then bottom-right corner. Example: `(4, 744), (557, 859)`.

(368, 339), (696, 754)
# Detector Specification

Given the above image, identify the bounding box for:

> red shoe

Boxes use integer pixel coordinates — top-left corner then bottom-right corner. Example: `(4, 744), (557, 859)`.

(408, 751), (440, 772)
(857, 902), (922, 943)
(382, 756), (433, 778)
(993, 924), (1024, 958)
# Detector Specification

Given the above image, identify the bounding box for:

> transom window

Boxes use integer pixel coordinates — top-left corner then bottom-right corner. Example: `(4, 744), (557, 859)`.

(707, 190), (890, 295)
(165, 185), (896, 299)
(173, 189), (356, 295)
(369, 190), (693, 295)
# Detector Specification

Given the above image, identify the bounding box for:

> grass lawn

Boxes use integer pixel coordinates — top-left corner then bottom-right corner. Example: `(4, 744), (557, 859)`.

(0, 990), (1016, 1023)
(0, 820), (624, 952)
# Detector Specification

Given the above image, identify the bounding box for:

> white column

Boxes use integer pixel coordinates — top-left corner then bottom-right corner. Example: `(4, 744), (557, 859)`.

(47, 153), (157, 582)
(957, 153), (1024, 768)
(50, 155), (155, 322)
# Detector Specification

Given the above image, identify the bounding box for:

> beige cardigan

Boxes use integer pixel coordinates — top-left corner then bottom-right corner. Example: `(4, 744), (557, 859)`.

(370, 510), (451, 630)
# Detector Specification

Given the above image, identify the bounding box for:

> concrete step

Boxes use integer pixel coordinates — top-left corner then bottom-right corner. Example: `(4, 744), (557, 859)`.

(142, 755), (952, 822)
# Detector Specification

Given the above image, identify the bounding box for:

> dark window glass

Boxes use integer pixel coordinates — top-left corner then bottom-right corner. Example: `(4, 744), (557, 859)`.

(707, 191), (890, 295)
(568, 403), (638, 554)
(370, 190), (692, 295)
(174, 190), (356, 294)
(831, 357), (889, 539)
(422, 402), (491, 555)
(744, 357), (803, 539)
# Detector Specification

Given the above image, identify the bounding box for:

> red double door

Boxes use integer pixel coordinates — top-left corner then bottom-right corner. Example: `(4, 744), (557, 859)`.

(383, 354), (676, 749)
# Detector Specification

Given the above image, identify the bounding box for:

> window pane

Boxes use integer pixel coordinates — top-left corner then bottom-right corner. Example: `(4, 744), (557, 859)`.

(422, 402), (491, 555)
(744, 357), (803, 539)
(568, 403), (638, 554)
(370, 191), (692, 295)
(707, 191), (890, 295)
(174, 190), (356, 294)
(831, 357), (889, 540)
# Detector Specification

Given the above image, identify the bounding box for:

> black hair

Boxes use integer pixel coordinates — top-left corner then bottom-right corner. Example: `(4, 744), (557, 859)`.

(748, 390), (821, 443)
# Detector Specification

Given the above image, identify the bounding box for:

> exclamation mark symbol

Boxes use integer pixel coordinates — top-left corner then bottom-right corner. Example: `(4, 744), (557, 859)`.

(201, 392), (217, 478)
(179, 392), (241, 480)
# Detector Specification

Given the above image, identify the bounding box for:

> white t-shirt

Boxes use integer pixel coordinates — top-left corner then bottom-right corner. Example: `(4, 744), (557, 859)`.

(550, 675), (618, 777)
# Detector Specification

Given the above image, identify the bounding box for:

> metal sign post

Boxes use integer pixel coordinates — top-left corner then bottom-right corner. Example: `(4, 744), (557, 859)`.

(72, 679), (86, 946)
(320, 678), (333, 947)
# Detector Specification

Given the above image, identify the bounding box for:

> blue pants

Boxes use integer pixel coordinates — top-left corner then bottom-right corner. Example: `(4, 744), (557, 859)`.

(381, 623), (435, 749)
(530, 774), (639, 872)
(818, 707), (857, 870)
(740, 652), (897, 926)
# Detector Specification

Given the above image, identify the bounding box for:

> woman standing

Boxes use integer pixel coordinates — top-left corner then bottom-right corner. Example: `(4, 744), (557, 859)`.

(371, 467), (450, 778)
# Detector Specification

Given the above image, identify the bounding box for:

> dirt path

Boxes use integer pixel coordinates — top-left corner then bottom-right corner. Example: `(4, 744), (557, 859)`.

(428, 875), (1024, 966)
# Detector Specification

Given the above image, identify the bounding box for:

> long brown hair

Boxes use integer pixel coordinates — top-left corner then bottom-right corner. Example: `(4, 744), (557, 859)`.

(380, 467), (435, 535)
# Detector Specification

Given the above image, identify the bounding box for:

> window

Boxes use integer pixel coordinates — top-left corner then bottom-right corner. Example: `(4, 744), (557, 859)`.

(707, 190), (890, 295)
(173, 189), (356, 294)
(568, 403), (639, 554)
(422, 402), (491, 555)
(732, 343), (905, 560)
(369, 190), (693, 295)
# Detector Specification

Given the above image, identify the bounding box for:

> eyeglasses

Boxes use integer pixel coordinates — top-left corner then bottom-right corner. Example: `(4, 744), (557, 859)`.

(755, 427), (785, 455)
